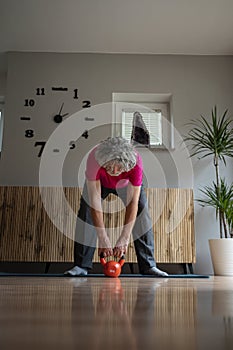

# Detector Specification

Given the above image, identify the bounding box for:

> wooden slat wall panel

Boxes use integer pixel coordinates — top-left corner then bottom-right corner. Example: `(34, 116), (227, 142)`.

(0, 187), (80, 262)
(151, 188), (196, 263)
(0, 187), (195, 263)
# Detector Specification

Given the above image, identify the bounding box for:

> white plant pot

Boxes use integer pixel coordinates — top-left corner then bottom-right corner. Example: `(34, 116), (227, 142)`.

(209, 238), (233, 276)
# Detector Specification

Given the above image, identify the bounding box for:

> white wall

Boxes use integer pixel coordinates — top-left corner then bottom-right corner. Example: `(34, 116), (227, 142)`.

(0, 53), (7, 96)
(1, 52), (233, 274)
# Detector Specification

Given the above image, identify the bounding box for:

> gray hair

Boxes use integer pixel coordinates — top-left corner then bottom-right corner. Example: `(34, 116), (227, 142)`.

(95, 137), (137, 172)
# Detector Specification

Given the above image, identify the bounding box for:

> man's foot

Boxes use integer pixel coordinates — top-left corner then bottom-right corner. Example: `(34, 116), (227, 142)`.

(143, 267), (169, 277)
(64, 266), (88, 276)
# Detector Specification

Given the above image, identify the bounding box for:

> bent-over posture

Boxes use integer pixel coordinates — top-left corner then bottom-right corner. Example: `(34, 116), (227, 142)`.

(65, 137), (168, 277)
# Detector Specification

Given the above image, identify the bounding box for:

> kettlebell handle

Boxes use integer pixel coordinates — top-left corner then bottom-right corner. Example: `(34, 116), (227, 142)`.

(100, 252), (125, 263)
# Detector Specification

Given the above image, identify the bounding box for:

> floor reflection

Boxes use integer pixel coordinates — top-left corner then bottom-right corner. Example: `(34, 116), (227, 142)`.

(0, 277), (233, 350)
(70, 277), (197, 350)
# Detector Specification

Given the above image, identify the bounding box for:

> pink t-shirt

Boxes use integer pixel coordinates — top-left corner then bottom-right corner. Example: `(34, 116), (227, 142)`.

(85, 146), (143, 189)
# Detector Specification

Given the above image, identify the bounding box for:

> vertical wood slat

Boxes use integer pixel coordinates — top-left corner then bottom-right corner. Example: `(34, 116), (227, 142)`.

(0, 186), (195, 263)
(0, 187), (80, 262)
(151, 188), (195, 263)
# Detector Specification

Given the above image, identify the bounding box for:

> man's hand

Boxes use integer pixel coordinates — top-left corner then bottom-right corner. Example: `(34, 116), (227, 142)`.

(98, 235), (113, 257)
(113, 236), (129, 258)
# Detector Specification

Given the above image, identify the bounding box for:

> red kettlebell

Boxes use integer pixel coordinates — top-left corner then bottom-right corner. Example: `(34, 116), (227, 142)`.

(100, 253), (125, 277)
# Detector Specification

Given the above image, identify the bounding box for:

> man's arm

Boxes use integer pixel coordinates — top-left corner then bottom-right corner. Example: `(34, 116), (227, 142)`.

(86, 180), (113, 257)
(113, 184), (141, 258)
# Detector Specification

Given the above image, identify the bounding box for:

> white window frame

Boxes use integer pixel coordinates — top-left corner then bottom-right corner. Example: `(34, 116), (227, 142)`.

(112, 93), (174, 149)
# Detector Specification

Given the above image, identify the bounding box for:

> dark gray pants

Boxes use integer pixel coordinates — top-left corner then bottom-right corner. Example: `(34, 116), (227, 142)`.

(74, 183), (156, 273)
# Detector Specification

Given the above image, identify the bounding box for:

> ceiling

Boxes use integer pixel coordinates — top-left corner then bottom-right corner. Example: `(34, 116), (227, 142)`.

(1, 0), (233, 55)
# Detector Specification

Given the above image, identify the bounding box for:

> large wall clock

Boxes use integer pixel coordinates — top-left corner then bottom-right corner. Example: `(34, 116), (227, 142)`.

(20, 86), (92, 158)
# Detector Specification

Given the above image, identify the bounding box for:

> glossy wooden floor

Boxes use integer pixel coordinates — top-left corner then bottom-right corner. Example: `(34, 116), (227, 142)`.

(0, 276), (233, 350)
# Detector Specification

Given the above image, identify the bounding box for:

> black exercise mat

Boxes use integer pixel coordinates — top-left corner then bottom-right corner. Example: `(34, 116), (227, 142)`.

(0, 272), (210, 278)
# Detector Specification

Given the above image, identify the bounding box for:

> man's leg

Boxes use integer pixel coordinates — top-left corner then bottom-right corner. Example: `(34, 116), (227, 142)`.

(65, 183), (97, 275)
(65, 184), (112, 275)
(118, 185), (168, 276)
(131, 186), (156, 273)
(73, 198), (97, 270)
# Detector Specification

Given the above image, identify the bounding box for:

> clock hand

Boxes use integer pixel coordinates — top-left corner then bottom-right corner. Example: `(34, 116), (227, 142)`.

(53, 104), (69, 123)
(58, 103), (64, 115)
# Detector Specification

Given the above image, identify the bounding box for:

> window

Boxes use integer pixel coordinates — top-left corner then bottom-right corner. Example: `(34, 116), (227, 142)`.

(122, 106), (166, 147)
(112, 93), (174, 149)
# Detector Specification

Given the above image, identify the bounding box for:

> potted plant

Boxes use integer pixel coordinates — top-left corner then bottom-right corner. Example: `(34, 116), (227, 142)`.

(183, 106), (233, 275)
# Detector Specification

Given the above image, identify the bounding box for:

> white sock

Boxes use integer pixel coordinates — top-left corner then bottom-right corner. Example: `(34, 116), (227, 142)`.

(64, 266), (88, 276)
(145, 267), (169, 277)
